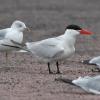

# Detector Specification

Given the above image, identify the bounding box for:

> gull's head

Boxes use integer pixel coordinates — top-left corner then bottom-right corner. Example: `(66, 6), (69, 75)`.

(11, 20), (27, 32)
(65, 24), (93, 36)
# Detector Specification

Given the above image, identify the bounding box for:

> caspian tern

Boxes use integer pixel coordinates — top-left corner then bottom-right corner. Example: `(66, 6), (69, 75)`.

(2, 25), (93, 74)
(82, 56), (100, 71)
(55, 75), (100, 95)
(0, 20), (28, 63)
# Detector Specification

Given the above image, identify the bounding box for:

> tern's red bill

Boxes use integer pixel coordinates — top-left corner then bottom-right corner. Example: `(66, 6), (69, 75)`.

(80, 29), (93, 35)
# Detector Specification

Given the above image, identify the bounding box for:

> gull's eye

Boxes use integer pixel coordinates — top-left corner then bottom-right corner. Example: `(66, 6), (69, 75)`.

(18, 24), (22, 27)
(17, 24), (22, 28)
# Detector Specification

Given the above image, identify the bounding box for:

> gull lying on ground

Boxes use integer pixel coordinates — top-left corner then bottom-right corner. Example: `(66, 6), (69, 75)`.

(0, 20), (28, 64)
(55, 75), (100, 95)
(82, 56), (100, 71)
(2, 25), (93, 74)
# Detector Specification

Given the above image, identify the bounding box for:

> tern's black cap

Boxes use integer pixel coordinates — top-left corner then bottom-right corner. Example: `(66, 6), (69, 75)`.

(66, 25), (82, 30)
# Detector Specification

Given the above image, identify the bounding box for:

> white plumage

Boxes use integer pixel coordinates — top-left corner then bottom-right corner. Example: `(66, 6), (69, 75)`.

(3, 25), (93, 73)
(0, 20), (27, 64)
(0, 20), (27, 51)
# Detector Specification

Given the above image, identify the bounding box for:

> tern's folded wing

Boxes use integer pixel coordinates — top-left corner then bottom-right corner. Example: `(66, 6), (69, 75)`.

(26, 41), (64, 58)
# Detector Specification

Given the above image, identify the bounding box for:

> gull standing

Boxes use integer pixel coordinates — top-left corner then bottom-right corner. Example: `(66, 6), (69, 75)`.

(0, 20), (27, 64)
(3, 25), (93, 73)
(55, 75), (100, 94)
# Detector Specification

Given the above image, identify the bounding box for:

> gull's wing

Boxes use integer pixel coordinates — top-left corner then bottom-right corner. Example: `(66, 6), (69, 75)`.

(89, 56), (100, 66)
(86, 76), (100, 93)
(55, 76), (100, 94)
(74, 76), (100, 94)
(26, 38), (64, 58)
(82, 56), (100, 66)
(0, 28), (8, 40)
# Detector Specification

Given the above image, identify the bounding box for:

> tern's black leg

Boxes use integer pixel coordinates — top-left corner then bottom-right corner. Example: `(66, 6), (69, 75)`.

(47, 62), (53, 74)
(56, 61), (61, 74)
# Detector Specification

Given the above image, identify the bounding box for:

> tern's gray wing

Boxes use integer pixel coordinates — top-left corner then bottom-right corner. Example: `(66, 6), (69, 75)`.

(0, 29), (8, 40)
(26, 38), (64, 58)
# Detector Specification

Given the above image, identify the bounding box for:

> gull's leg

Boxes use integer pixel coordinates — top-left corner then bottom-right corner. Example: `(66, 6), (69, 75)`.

(56, 61), (61, 74)
(5, 52), (8, 66)
(47, 62), (53, 74)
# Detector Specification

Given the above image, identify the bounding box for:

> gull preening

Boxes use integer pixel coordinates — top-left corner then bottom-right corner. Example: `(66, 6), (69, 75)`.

(0, 20), (28, 63)
(3, 25), (93, 74)
(82, 56), (100, 71)
(55, 75), (100, 95)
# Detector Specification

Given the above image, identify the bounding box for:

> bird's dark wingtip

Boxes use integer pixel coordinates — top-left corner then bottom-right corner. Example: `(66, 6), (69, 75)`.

(81, 59), (90, 64)
(81, 59), (97, 66)
(55, 77), (74, 85)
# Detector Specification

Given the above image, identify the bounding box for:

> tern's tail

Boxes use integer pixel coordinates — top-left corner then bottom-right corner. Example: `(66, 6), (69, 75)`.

(55, 77), (75, 86)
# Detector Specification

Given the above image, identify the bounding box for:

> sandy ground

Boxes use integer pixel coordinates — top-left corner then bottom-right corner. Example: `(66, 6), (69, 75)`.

(0, 0), (100, 100)
(0, 52), (100, 100)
